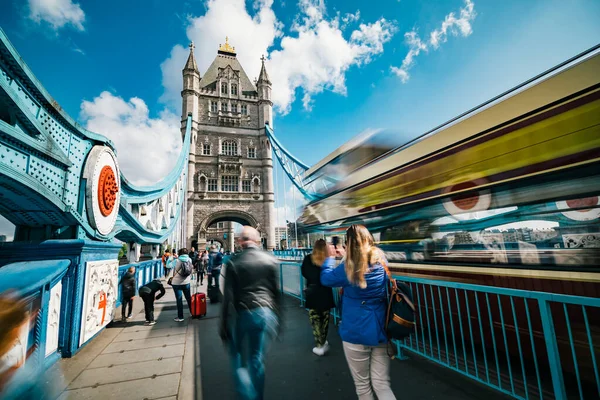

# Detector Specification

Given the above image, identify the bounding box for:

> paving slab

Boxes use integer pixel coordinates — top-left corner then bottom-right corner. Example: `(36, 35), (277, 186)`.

(68, 356), (182, 389)
(197, 296), (512, 400)
(87, 345), (185, 369)
(58, 372), (180, 400)
(45, 275), (513, 400)
(120, 319), (187, 332)
(113, 326), (188, 342)
(102, 334), (187, 353)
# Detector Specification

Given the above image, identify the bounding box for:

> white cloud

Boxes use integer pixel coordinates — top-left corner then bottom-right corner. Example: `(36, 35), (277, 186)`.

(391, 0), (476, 82)
(341, 10), (360, 30)
(160, 0), (396, 114)
(28, 0), (86, 31)
(79, 92), (182, 186)
(160, 0), (282, 107)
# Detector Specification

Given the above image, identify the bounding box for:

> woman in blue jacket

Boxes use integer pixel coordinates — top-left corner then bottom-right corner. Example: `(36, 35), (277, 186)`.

(321, 225), (396, 400)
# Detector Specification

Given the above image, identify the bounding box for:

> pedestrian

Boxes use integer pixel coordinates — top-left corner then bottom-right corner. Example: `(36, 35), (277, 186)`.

(197, 250), (207, 285)
(120, 266), (136, 322)
(162, 250), (172, 277)
(321, 224), (396, 400)
(189, 247), (199, 267)
(301, 239), (335, 356)
(138, 278), (166, 326)
(220, 226), (282, 400)
(170, 248), (194, 322)
(207, 245), (223, 289)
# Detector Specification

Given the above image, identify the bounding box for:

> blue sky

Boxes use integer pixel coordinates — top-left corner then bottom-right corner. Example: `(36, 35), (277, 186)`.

(0, 0), (599, 237)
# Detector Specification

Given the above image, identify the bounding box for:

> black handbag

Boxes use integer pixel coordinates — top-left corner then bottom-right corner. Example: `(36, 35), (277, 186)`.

(382, 262), (416, 356)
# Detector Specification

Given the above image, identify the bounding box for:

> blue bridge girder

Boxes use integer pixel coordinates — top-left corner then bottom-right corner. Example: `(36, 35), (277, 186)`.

(0, 28), (189, 245)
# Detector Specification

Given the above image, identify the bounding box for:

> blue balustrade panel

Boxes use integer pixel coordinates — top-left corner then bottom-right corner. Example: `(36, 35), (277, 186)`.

(117, 259), (163, 308)
(277, 261), (600, 400)
(0, 260), (70, 383)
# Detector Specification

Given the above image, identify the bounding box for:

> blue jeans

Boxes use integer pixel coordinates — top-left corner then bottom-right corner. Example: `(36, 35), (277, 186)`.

(229, 307), (279, 400)
(172, 283), (191, 319)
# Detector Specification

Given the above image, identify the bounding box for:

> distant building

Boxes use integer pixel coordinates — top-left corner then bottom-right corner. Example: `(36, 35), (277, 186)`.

(275, 226), (287, 249)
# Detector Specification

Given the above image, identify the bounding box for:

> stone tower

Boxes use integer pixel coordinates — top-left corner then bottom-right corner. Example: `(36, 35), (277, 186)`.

(182, 38), (275, 250)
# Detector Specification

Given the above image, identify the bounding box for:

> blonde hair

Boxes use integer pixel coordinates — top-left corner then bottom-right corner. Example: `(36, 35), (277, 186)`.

(345, 225), (384, 289)
(310, 239), (328, 266)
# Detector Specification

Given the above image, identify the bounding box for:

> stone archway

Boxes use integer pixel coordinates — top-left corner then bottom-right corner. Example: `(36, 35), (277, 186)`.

(197, 210), (260, 234)
(196, 210), (261, 252)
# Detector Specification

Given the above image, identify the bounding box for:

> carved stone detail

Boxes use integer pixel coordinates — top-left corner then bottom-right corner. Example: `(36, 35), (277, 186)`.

(45, 281), (62, 356)
(79, 260), (118, 346)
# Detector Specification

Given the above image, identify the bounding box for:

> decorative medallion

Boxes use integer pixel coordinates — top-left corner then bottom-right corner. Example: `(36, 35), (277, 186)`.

(557, 196), (600, 221)
(83, 146), (121, 235)
(98, 166), (118, 216)
(442, 179), (491, 219)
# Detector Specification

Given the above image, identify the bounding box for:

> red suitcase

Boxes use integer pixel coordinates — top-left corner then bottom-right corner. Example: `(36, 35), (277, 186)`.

(191, 292), (207, 318)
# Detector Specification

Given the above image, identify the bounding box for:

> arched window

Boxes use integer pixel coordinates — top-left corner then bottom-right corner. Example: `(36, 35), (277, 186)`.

(221, 82), (228, 94)
(221, 140), (237, 156)
(231, 84), (238, 95)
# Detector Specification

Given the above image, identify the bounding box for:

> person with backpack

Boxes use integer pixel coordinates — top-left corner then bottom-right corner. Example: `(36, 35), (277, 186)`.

(320, 224), (396, 400)
(170, 248), (194, 322)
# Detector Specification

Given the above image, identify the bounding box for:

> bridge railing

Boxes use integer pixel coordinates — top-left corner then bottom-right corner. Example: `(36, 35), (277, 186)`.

(273, 249), (311, 260)
(116, 259), (163, 308)
(278, 261), (600, 400)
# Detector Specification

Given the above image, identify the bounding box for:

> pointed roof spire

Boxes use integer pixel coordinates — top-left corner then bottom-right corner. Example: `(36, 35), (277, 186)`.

(184, 41), (198, 71)
(257, 54), (270, 85)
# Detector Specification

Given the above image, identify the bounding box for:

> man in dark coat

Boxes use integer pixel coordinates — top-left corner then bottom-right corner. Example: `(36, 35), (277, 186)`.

(120, 266), (136, 322)
(138, 279), (166, 326)
(220, 226), (282, 400)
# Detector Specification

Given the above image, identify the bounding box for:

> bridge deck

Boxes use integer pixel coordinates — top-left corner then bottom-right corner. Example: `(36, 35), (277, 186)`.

(44, 278), (510, 400)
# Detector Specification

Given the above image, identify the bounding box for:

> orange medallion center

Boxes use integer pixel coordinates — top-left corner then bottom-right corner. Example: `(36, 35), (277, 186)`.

(98, 166), (118, 216)
(449, 181), (479, 211)
(566, 197), (598, 213)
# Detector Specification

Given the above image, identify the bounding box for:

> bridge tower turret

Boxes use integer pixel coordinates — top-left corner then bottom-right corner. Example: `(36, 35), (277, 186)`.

(182, 41), (200, 124)
(257, 56), (275, 250)
(257, 55), (272, 128)
(182, 42), (200, 248)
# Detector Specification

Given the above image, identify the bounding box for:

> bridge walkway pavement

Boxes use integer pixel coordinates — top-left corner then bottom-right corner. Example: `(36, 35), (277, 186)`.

(43, 277), (511, 400)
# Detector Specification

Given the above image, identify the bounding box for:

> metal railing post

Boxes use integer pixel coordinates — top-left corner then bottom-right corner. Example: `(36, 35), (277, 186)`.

(538, 298), (566, 400)
(299, 267), (304, 307)
(280, 263), (284, 295)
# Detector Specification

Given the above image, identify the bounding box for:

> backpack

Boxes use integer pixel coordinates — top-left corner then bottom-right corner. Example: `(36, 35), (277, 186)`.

(208, 252), (223, 270)
(382, 263), (416, 353)
(176, 259), (193, 278)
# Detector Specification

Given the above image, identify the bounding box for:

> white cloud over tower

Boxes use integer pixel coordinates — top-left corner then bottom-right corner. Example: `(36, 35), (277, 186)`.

(160, 0), (397, 115)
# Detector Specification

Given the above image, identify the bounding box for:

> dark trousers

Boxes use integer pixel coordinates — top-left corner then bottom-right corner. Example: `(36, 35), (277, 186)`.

(210, 268), (221, 288)
(172, 284), (192, 319)
(140, 292), (155, 322)
(121, 295), (134, 319)
(197, 270), (205, 284)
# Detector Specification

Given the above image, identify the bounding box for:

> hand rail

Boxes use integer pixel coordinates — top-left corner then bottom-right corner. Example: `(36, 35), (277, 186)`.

(278, 261), (600, 400)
